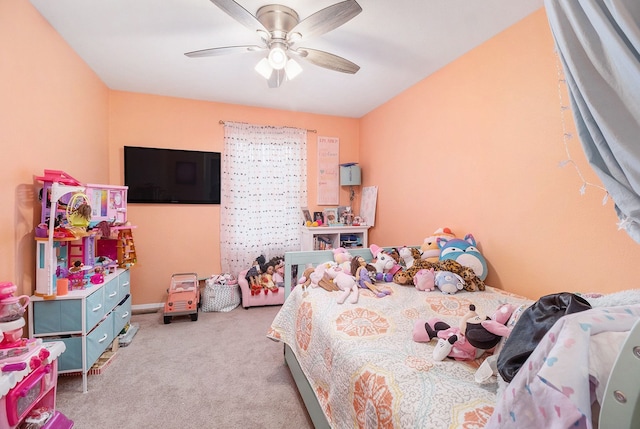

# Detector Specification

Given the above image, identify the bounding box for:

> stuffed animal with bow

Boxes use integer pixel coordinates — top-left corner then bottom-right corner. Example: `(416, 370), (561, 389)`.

(412, 303), (515, 361)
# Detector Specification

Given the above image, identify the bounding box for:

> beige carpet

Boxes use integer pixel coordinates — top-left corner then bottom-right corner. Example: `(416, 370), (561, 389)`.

(55, 305), (314, 429)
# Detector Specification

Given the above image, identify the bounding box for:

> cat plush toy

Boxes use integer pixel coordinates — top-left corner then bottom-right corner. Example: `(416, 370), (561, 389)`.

(437, 233), (488, 281)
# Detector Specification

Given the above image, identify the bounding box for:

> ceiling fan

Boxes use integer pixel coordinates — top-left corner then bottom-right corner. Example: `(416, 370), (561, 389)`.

(185, 0), (362, 88)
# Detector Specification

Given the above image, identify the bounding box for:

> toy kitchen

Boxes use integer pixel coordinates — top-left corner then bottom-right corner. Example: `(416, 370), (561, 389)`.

(0, 281), (72, 429)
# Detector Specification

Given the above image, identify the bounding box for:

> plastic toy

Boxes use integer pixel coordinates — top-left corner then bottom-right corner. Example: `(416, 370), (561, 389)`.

(163, 273), (200, 324)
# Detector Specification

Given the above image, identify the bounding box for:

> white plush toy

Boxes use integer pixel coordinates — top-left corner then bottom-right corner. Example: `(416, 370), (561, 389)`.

(399, 246), (417, 269)
(326, 266), (359, 304)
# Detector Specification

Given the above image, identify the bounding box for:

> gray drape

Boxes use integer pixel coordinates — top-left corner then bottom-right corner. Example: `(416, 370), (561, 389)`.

(545, 0), (640, 243)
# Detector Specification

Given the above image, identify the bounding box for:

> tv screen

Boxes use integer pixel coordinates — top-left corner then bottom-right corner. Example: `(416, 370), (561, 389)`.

(124, 146), (221, 204)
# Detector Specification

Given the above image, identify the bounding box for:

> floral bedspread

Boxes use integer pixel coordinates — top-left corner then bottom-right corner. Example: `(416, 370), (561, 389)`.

(267, 283), (531, 429)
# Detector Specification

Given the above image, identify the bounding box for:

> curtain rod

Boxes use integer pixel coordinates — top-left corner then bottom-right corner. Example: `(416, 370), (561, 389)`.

(219, 120), (317, 133)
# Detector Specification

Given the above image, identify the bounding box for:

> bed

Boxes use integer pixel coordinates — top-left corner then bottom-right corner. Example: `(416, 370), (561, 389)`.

(267, 247), (640, 429)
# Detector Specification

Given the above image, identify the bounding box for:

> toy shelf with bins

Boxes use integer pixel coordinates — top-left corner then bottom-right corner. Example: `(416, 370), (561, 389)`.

(28, 268), (131, 393)
(300, 225), (370, 251)
(31, 170), (135, 394)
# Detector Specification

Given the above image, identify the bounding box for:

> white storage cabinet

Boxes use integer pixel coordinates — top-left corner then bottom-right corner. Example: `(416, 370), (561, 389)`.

(28, 268), (131, 393)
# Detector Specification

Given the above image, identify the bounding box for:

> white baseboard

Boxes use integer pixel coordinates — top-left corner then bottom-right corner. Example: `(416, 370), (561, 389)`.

(131, 303), (163, 314)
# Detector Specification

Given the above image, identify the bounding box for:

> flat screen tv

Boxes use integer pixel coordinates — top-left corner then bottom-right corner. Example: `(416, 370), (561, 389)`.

(124, 146), (221, 204)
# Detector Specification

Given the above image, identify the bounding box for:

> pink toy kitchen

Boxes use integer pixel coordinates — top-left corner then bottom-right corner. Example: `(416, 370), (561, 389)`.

(0, 281), (72, 429)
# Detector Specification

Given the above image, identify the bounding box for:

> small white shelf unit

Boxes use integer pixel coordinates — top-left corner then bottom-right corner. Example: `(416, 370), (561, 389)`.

(300, 225), (370, 251)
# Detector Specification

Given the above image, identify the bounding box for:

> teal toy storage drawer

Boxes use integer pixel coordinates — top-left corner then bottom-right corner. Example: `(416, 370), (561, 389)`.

(103, 277), (120, 311)
(33, 300), (82, 334)
(113, 295), (131, 336)
(44, 336), (82, 372)
(118, 269), (130, 302)
(85, 288), (105, 329)
(86, 313), (114, 368)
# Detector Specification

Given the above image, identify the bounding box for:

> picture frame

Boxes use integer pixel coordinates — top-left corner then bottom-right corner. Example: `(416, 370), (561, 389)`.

(301, 207), (313, 224)
(337, 206), (350, 223)
(313, 211), (324, 223)
(323, 207), (339, 225)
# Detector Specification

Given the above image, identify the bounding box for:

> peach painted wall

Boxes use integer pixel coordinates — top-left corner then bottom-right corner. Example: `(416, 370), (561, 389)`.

(0, 1), (109, 297)
(360, 9), (640, 299)
(108, 92), (359, 305)
(4, 2), (639, 307)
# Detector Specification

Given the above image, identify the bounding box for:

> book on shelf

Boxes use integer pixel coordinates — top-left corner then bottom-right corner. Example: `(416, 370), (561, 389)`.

(314, 235), (333, 250)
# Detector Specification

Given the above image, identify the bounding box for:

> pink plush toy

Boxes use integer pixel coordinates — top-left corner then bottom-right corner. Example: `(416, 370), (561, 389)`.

(413, 268), (436, 291)
(412, 303), (515, 361)
(333, 247), (353, 272)
(325, 265), (359, 304)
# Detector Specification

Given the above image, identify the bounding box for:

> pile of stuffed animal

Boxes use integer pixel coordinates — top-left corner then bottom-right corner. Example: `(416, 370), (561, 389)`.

(295, 227), (489, 303)
(392, 227), (488, 293)
(296, 246), (395, 304)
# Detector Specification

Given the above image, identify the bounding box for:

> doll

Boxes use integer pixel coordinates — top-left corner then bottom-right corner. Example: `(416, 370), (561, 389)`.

(245, 255), (266, 288)
(350, 256), (392, 298)
(267, 256), (285, 288)
(259, 268), (279, 294)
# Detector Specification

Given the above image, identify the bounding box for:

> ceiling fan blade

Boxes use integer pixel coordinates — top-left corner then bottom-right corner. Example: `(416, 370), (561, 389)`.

(210, 0), (268, 33)
(185, 45), (263, 58)
(289, 0), (362, 41)
(267, 69), (286, 88)
(296, 48), (360, 74)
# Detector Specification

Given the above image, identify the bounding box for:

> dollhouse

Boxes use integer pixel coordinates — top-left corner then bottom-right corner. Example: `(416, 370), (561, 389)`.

(28, 170), (135, 394)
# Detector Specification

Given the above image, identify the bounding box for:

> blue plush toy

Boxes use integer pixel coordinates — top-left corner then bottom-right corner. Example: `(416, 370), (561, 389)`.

(437, 234), (488, 281)
(434, 270), (465, 294)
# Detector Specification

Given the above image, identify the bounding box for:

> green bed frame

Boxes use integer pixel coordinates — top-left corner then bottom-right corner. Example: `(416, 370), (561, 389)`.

(281, 248), (640, 428)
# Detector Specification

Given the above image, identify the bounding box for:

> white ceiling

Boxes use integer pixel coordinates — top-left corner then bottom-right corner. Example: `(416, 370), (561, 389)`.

(29, 0), (544, 118)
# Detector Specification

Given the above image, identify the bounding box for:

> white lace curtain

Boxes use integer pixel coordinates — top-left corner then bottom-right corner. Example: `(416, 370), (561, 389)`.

(220, 122), (308, 276)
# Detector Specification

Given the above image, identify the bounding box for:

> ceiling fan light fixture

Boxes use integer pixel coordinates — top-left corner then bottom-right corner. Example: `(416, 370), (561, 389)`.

(287, 32), (302, 44)
(285, 58), (303, 80)
(255, 58), (273, 79)
(268, 43), (288, 70)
